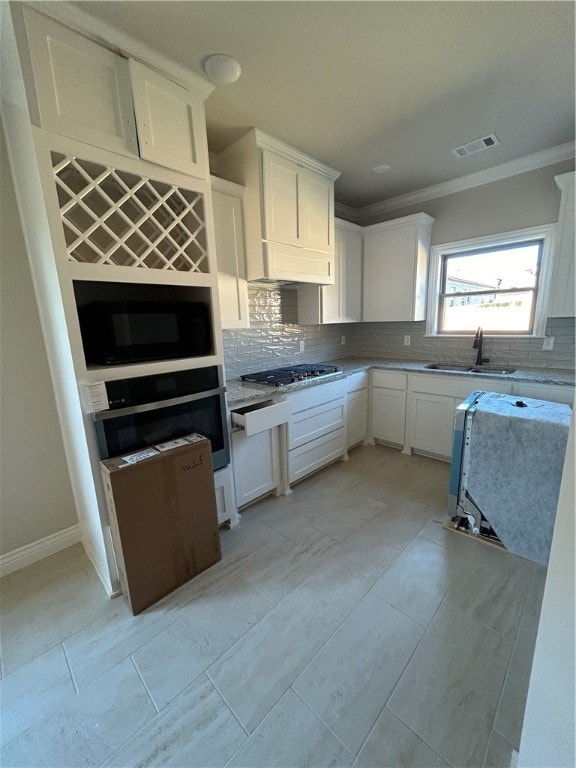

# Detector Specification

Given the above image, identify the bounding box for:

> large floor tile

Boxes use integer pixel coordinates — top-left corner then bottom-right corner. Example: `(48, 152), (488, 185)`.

(445, 544), (534, 638)
(207, 586), (343, 732)
(417, 517), (459, 548)
(493, 613), (540, 749)
(293, 593), (424, 755)
(370, 535), (472, 626)
(227, 689), (353, 767)
(238, 530), (337, 604)
(304, 535), (399, 616)
(346, 499), (433, 551)
(0, 658), (155, 768)
(0, 645), (76, 747)
(133, 580), (272, 710)
(388, 603), (513, 768)
(353, 707), (449, 768)
(0, 544), (111, 675)
(482, 730), (518, 768)
(103, 674), (246, 767)
(63, 595), (181, 690)
(524, 564), (547, 619)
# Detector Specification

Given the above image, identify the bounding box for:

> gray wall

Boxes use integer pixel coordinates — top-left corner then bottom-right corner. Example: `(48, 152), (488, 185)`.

(0, 125), (77, 555)
(358, 160), (575, 241)
(224, 161), (575, 379)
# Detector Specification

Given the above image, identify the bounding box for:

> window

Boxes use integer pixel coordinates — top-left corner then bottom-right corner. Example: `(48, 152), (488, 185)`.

(427, 225), (556, 337)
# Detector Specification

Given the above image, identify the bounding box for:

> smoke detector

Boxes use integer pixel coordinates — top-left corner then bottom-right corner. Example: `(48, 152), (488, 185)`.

(451, 134), (499, 158)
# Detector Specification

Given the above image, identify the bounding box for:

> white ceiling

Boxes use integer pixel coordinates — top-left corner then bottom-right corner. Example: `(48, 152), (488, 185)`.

(61, 1), (575, 208)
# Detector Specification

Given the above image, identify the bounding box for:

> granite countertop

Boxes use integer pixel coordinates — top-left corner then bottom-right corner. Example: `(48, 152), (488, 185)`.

(225, 357), (575, 407)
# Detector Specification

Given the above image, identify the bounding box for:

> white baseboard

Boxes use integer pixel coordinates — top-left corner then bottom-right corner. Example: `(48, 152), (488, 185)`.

(0, 525), (81, 578)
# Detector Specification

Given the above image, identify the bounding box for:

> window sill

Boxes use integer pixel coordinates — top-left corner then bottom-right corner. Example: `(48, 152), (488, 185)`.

(424, 334), (546, 339)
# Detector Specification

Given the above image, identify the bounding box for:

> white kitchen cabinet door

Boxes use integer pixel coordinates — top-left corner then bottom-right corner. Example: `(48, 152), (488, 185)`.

(347, 388), (368, 448)
(288, 428), (347, 484)
(372, 388), (407, 446)
(513, 383), (575, 406)
(363, 213), (434, 322)
(211, 178), (249, 329)
(299, 168), (333, 253)
(22, 7), (138, 156)
(232, 428), (280, 508)
(548, 172), (575, 318)
(262, 150), (300, 247)
(409, 392), (455, 459)
(129, 60), (209, 180)
(297, 219), (362, 324)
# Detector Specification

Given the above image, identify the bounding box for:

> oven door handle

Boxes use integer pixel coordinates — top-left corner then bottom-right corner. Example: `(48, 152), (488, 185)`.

(93, 387), (227, 421)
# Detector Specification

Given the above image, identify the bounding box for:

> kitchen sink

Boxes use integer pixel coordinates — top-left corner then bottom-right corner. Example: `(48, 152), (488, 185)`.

(468, 366), (516, 375)
(425, 363), (516, 375)
(425, 363), (472, 372)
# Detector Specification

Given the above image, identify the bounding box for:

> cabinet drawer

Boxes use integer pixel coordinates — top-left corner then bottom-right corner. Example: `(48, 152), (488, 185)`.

(513, 383), (574, 406)
(372, 370), (407, 390)
(230, 400), (291, 436)
(289, 427), (346, 484)
(289, 397), (346, 450)
(410, 374), (511, 399)
(288, 379), (347, 413)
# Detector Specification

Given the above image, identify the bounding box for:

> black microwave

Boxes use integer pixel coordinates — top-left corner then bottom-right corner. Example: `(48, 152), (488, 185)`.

(78, 300), (211, 365)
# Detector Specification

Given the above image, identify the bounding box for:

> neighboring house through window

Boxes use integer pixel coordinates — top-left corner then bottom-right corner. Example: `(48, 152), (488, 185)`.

(426, 225), (556, 337)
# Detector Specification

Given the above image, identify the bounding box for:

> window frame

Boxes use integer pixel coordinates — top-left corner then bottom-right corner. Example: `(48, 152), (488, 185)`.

(426, 224), (557, 338)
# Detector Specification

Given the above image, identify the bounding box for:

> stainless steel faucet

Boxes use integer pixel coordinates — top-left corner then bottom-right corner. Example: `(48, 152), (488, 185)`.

(473, 327), (490, 366)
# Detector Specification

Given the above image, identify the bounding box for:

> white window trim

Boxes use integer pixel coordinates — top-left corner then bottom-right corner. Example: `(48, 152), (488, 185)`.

(426, 224), (557, 338)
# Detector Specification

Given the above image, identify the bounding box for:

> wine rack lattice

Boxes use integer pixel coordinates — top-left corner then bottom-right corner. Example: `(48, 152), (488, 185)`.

(51, 152), (208, 272)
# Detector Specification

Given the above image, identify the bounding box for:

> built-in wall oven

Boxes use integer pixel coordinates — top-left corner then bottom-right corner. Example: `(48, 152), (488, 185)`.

(93, 366), (230, 471)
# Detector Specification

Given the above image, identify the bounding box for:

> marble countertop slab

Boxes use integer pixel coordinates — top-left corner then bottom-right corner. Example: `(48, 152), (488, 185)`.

(225, 357), (575, 407)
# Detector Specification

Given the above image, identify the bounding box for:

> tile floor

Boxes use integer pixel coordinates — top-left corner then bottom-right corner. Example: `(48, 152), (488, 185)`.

(0, 445), (545, 768)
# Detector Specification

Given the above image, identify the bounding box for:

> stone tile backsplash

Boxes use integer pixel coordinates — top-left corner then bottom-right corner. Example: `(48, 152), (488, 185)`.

(223, 285), (575, 378)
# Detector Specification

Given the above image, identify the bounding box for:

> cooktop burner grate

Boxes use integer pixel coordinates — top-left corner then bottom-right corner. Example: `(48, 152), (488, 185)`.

(241, 364), (340, 387)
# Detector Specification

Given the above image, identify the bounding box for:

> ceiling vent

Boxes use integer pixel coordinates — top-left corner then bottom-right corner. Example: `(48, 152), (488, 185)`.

(451, 134), (499, 158)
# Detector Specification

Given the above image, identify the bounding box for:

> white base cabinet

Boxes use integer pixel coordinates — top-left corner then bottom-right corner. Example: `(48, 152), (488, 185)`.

(344, 371), (369, 449)
(513, 383), (575, 406)
(287, 379), (347, 484)
(409, 392), (455, 458)
(232, 428), (281, 508)
(371, 371), (407, 447)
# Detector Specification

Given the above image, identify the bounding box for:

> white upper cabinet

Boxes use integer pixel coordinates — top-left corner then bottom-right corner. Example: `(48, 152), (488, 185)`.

(548, 172), (575, 318)
(129, 60), (208, 180)
(20, 8), (209, 180)
(211, 176), (250, 329)
(362, 213), (435, 322)
(22, 8), (138, 156)
(297, 218), (362, 324)
(217, 129), (340, 284)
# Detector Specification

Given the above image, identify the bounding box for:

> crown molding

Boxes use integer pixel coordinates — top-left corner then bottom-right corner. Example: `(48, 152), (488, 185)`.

(352, 142), (575, 221)
(253, 129), (342, 181)
(24, 1), (215, 99)
(334, 202), (360, 222)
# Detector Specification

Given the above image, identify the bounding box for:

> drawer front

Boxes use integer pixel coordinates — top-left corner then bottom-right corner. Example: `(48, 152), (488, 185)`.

(410, 374), (512, 399)
(288, 428), (346, 484)
(514, 383), (574, 406)
(372, 370), (407, 390)
(346, 371), (369, 393)
(231, 400), (291, 436)
(289, 397), (346, 450)
(287, 379), (347, 414)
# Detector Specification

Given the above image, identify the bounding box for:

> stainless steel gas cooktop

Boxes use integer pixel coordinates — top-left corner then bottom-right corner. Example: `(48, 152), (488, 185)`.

(241, 364), (340, 387)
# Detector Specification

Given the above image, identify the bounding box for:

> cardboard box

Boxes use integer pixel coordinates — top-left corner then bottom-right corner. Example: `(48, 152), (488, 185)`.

(101, 434), (221, 615)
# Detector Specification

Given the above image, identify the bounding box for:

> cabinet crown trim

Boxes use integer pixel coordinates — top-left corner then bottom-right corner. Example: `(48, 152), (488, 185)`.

(210, 175), (245, 196)
(363, 213), (435, 234)
(251, 129), (341, 181)
(555, 171), (575, 191)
